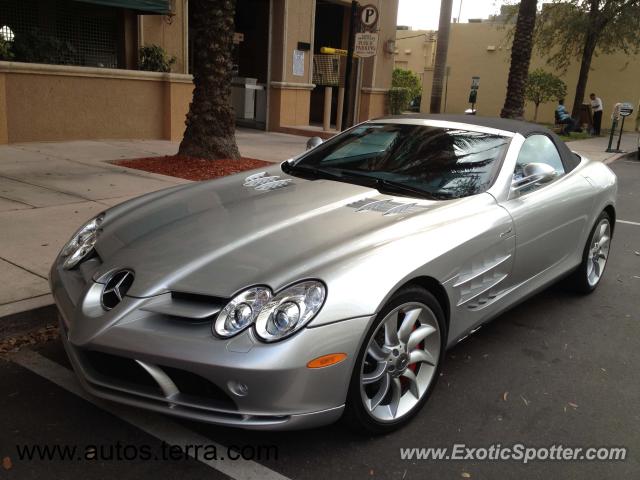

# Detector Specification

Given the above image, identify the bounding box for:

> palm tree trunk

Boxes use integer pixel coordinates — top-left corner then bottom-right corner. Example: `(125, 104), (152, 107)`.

(430, 0), (453, 113)
(571, 32), (598, 119)
(500, 0), (537, 119)
(570, 0), (602, 119)
(179, 0), (241, 160)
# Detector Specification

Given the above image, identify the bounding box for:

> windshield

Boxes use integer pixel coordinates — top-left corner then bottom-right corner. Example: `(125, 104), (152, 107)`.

(287, 123), (511, 200)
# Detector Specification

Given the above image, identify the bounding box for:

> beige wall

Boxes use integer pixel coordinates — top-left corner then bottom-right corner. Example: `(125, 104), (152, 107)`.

(0, 0), (401, 143)
(0, 62), (192, 143)
(421, 22), (640, 132)
(270, 0), (399, 131)
(140, 0), (189, 73)
(360, 0), (399, 92)
(394, 29), (436, 83)
(0, 73), (8, 144)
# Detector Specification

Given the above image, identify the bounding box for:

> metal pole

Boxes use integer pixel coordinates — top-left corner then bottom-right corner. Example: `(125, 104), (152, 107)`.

(457, 0), (463, 23)
(443, 66), (450, 113)
(606, 119), (617, 152)
(615, 116), (626, 151)
(342, 0), (358, 131)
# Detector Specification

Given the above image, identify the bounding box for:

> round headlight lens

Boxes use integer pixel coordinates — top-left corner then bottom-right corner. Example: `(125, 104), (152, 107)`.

(214, 287), (272, 338)
(268, 301), (300, 335)
(255, 280), (326, 342)
(61, 214), (104, 270)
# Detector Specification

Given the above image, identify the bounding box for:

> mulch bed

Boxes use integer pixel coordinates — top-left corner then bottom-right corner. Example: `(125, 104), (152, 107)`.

(114, 155), (271, 181)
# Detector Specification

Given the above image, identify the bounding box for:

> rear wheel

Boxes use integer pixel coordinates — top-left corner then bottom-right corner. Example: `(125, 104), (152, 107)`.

(343, 286), (445, 434)
(565, 211), (612, 293)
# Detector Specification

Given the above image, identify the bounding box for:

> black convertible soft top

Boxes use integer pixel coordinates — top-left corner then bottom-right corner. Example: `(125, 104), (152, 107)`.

(379, 114), (581, 172)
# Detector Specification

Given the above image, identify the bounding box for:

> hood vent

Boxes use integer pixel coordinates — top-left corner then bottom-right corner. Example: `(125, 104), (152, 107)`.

(244, 172), (293, 191)
(347, 198), (428, 216)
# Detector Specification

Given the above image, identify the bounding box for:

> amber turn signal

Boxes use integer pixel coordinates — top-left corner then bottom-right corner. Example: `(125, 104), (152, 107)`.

(307, 353), (347, 369)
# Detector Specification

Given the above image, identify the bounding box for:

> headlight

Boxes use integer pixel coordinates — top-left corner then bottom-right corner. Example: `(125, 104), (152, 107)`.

(213, 286), (272, 337)
(255, 280), (326, 342)
(61, 213), (105, 270)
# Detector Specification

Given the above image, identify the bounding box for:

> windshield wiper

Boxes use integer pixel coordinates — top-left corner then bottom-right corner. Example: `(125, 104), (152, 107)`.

(281, 162), (347, 182)
(373, 178), (437, 200)
(283, 162), (445, 200)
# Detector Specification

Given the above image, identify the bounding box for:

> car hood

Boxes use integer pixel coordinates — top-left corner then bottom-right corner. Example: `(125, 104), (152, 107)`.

(93, 165), (479, 298)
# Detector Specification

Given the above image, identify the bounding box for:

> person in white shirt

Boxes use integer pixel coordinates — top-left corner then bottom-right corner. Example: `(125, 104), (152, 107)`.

(590, 93), (604, 135)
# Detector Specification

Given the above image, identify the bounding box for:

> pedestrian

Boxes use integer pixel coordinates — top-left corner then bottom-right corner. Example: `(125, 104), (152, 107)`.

(555, 99), (577, 136)
(590, 93), (604, 136)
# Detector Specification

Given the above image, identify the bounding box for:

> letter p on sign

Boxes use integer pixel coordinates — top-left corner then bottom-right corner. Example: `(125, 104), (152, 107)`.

(360, 4), (379, 30)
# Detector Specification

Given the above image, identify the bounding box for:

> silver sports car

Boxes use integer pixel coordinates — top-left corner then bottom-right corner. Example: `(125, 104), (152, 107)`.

(51, 115), (617, 433)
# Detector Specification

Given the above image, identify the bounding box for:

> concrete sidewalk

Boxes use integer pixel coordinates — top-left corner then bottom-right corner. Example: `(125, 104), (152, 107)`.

(565, 132), (637, 163)
(0, 130), (307, 321)
(0, 129), (634, 326)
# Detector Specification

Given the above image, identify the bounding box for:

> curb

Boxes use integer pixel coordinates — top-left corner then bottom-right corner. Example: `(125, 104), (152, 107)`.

(0, 304), (57, 340)
(606, 150), (638, 165)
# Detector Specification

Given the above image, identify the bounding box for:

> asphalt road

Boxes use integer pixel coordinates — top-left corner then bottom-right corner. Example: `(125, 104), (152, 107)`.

(1, 158), (639, 480)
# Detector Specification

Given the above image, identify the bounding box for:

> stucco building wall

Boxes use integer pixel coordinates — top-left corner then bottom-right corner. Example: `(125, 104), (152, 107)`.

(419, 22), (640, 131)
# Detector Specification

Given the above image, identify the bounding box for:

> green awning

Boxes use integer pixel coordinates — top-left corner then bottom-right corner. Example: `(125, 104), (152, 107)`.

(74, 0), (172, 14)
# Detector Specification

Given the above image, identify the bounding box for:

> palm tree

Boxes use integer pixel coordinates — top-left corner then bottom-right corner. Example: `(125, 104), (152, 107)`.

(500, 0), (538, 119)
(430, 0), (454, 113)
(179, 0), (241, 160)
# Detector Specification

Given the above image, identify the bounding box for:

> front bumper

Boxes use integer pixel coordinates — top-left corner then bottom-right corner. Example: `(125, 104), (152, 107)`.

(51, 259), (372, 430)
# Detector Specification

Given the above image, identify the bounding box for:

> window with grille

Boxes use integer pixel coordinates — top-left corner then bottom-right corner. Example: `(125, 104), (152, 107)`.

(0, 0), (123, 68)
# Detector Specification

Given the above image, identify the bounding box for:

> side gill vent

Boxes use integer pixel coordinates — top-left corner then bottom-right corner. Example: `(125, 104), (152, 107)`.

(346, 198), (429, 216)
(244, 172), (293, 191)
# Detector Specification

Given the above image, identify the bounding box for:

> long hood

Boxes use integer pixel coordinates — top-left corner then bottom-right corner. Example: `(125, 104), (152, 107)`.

(93, 165), (482, 298)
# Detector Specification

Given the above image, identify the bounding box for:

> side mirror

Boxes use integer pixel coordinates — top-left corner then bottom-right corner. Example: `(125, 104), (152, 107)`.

(306, 136), (323, 150)
(511, 162), (557, 194)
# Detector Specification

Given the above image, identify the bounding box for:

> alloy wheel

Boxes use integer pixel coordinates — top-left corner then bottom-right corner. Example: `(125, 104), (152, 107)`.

(360, 302), (441, 422)
(587, 218), (611, 287)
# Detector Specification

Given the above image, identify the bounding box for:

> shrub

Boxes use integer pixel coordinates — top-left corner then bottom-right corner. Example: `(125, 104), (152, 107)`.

(389, 87), (413, 114)
(0, 38), (13, 61)
(392, 68), (422, 100)
(390, 68), (422, 114)
(524, 69), (567, 122)
(139, 44), (176, 73)
(11, 29), (76, 65)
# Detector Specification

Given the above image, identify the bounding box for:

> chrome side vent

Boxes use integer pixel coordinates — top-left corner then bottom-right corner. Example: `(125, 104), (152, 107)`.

(244, 172), (293, 191)
(346, 198), (428, 216)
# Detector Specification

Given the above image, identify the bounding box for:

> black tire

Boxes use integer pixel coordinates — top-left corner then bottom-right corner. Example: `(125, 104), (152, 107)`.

(564, 211), (612, 294)
(343, 286), (446, 435)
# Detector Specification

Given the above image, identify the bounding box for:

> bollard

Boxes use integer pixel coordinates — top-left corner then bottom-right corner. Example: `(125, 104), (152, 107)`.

(323, 86), (332, 132)
(336, 87), (345, 131)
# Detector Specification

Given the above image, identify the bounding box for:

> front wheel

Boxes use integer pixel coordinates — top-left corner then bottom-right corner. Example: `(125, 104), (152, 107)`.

(343, 286), (445, 434)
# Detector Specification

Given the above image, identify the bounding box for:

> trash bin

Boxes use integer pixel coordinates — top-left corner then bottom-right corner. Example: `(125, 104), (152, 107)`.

(231, 77), (258, 120)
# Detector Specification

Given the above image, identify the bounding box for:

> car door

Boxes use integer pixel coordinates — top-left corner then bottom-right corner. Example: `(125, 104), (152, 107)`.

(500, 134), (593, 287)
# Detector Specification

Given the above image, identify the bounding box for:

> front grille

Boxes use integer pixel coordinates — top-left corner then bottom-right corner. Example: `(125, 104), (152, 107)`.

(83, 350), (162, 394)
(160, 365), (236, 410)
(79, 349), (237, 410)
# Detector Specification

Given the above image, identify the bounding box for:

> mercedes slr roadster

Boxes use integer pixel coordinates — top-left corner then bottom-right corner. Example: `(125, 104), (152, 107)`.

(51, 115), (617, 433)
